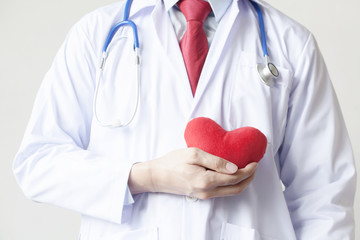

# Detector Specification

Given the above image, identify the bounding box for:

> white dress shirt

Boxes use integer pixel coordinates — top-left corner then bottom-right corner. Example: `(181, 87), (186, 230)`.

(166, 0), (233, 45)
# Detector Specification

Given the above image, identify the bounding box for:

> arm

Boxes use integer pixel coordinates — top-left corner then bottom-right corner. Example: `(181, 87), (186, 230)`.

(129, 148), (258, 199)
(13, 18), (134, 224)
(279, 34), (356, 239)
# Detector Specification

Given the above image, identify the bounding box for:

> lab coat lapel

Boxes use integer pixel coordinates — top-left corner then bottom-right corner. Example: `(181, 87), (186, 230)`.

(129, 0), (157, 16)
(151, 0), (193, 100)
(192, 0), (240, 108)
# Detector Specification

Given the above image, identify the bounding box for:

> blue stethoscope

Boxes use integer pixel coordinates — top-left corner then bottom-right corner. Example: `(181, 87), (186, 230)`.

(94, 0), (279, 127)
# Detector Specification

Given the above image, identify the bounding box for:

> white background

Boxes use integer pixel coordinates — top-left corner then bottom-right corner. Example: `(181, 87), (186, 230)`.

(0, 0), (359, 239)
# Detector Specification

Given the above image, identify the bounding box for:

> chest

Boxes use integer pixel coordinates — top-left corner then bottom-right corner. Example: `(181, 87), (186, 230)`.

(90, 6), (293, 161)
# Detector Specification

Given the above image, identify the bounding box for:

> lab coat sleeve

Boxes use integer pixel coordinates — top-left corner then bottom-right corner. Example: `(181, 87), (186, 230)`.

(13, 17), (134, 224)
(279, 34), (356, 239)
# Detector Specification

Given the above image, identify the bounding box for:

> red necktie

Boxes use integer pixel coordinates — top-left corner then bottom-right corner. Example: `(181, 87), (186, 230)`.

(178, 0), (212, 96)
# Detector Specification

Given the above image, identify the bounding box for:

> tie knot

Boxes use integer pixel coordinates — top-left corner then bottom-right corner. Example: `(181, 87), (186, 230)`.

(178, 0), (212, 23)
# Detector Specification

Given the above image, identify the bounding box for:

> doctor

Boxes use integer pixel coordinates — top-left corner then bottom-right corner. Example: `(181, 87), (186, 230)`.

(14, 0), (356, 239)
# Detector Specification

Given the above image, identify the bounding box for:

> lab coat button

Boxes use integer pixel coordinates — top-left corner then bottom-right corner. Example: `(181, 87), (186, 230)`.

(186, 195), (198, 202)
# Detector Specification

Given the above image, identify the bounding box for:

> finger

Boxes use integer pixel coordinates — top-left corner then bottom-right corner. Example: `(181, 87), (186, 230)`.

(187, 148), (238, 174)
(237, 162), (258, 175)
(203, 162), (257, 188)
(196, 172), (256, 200)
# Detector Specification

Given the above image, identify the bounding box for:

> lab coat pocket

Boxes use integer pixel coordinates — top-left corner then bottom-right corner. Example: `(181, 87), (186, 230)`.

(103, 227), (159, 240)
(220, 223), (278, 240)
(230, 51), (293, 149)
(78, 224), (158, 240)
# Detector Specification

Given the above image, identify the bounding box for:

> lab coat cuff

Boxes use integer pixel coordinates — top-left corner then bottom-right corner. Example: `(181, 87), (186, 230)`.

(121, 205), (133, 224)
(124, 185), (135, 205)
(119, 165), (136, 224)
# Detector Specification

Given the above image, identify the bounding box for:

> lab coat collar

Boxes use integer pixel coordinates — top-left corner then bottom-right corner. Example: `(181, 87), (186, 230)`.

(128, 0), (157, 17)
(129, 0), (270, 22)
(247, 0), (271, 10)
(131, 0), (271, 102)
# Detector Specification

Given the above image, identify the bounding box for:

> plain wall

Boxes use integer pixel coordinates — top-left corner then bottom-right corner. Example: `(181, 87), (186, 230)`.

(0, 0), (359, 239)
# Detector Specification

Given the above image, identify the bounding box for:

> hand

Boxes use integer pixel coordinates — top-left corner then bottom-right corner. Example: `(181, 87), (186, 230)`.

(128, 148), (258, 199)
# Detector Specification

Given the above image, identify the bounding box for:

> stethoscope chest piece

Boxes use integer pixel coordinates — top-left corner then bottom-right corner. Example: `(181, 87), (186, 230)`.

(250, 0), (279, 86)
(256, 55), (279, 86)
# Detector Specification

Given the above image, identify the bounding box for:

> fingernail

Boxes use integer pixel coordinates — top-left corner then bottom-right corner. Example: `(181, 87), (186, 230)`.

(226, 162), (238, 173)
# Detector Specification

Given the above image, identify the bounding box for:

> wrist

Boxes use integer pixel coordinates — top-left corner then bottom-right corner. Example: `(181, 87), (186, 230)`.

(128, 161), (154, 194)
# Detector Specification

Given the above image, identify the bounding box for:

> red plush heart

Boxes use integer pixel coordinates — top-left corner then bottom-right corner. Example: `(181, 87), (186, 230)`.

(184, 117), (267, 168)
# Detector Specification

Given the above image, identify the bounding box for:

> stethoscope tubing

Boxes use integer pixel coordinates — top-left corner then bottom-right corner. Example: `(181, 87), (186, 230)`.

(94, 0), (278, 127)
(94, 48), (140, 128)
(94, 0), (140, 127)
(249, 0), (268, 57)
(102, 20), (139, 53)
(103, 0), (139, 53)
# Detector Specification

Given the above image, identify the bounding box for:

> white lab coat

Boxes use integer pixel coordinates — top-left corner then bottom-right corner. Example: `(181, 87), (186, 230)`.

(13, 0), (356, 239)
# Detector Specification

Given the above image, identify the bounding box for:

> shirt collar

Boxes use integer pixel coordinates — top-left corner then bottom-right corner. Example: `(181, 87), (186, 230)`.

(163, 0), (233, 22)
